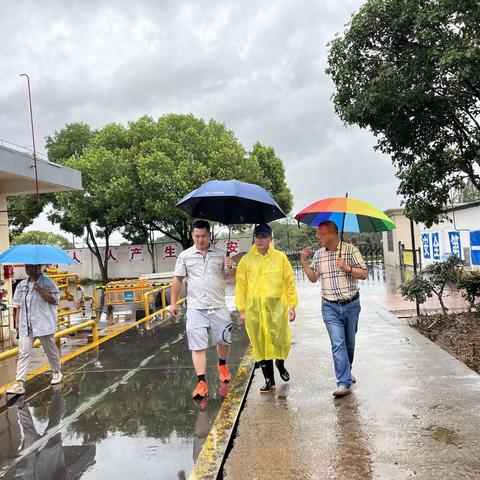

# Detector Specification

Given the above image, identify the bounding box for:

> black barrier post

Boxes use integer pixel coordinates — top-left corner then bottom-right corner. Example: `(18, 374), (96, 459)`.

(410, 219), (421, 317)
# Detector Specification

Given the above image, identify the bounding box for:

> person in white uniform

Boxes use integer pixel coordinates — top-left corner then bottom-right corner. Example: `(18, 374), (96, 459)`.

(7, 264), (63, 395)
(170, 220), (235, 399)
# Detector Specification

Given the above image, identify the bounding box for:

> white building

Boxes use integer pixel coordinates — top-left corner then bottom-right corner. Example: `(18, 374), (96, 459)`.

(382, 202), (480, 270)
(0, 145), (82, 342)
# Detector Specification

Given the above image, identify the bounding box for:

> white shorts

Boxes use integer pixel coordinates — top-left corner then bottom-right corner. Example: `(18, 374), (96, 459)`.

(186, 308), (232, 351)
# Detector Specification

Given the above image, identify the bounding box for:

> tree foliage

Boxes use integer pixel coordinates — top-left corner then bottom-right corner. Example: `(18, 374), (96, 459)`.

(7, 195), (49, 238)
(116, 115), (293, 249)
(44, 114), (293, 280)
(270, 218), (317, 251)
(11, 230), (73, 249)
(327, 0), (480, 226)
(457, 270), (480, 310)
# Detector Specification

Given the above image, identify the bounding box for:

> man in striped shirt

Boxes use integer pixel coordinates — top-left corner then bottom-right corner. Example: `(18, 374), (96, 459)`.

(300, 220), (367, 397)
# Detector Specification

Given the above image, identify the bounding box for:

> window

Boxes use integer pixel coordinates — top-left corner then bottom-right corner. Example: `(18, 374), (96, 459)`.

(387, 230), (394, 252)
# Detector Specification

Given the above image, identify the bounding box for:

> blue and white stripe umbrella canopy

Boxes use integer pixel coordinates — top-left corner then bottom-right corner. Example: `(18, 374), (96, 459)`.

(176, 179), (286, 224)
(0, 244), (76, 265)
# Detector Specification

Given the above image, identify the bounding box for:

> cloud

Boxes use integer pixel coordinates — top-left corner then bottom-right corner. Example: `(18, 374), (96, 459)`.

(2, 0), (402, 242)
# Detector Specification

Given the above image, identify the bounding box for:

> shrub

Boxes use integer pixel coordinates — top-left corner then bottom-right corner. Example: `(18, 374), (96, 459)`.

(401, 256), (464, 316)
(401, 276), (433, 305)
(457, 271), (480, 311)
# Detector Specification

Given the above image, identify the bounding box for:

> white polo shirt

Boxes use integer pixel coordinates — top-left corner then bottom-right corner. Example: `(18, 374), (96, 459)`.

(174, 244), (227, 310)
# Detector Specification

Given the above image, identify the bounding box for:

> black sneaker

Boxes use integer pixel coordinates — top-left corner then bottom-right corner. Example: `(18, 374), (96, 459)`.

(275, 360), (290, 382)
(260, 379), (276, 394)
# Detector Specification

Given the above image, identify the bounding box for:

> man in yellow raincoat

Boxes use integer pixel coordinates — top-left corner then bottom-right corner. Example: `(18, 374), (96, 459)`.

(235, 223), (298, 393)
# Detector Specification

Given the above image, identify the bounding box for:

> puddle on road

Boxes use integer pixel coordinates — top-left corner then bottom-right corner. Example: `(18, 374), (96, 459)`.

(0, 311), (250, 479)
(424, 424), (461, 446)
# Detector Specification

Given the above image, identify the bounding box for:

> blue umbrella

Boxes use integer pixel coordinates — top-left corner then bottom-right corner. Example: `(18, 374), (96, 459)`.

(176, 179), (286, 225)
(0, 244), (76, 265)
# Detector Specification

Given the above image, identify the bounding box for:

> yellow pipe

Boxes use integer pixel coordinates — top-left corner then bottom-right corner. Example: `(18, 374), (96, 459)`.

(161, 288), (167, 318)
(0, 299), (188, 395)
(143, 284), (171, 318)
(57, 308), (83, 317)
(0, 320), (98, 362)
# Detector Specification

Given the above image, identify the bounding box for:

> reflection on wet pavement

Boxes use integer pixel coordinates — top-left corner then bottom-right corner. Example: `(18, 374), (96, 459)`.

(224, 281), (480, 480)
(0, 311), (249, 479)
(333, 395), (373, 479)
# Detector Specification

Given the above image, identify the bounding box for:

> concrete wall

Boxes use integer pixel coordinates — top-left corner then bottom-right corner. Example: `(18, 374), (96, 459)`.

(419, 205), (480, 270)
(382, 204), (480, 271)
(59, 237), (253, 280)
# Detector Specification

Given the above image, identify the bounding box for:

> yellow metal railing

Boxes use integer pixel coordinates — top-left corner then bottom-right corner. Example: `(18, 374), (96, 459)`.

(0, 319), (98, 362)
(143, 285), (171, 319)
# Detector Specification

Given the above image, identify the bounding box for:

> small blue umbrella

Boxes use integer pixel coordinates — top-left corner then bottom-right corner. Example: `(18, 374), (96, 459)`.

(176, 179), (286, 225)
(0, 244), (76, 265)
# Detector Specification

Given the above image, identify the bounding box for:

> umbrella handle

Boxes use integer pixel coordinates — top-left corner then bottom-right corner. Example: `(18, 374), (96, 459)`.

(338, 192), (348, 258)
(226, 225), (231, 257)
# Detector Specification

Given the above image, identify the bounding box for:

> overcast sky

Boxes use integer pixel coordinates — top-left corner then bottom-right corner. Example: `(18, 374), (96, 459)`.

(0, 0), (401, 244)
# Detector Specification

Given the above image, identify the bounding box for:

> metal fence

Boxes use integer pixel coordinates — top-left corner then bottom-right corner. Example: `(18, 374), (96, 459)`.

(280, 242), (384, 265)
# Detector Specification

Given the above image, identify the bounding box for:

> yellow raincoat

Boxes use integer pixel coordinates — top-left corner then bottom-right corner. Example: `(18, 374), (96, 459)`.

(235, 244), (298, 362)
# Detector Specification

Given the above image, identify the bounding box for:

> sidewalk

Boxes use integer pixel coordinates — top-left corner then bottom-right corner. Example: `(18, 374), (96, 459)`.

(223, 283), (480, 480)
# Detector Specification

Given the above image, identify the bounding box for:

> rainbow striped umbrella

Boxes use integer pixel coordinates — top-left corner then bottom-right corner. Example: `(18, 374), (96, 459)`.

(294, 197), (395, 232)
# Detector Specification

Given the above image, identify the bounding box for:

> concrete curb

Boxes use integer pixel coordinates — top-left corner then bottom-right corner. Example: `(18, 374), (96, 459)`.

(189, 346), (255, 480)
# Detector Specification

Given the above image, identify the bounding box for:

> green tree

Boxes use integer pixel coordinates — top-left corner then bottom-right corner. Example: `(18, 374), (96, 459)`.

(327, 0), (480, 226)
(7, 195), (49, 237)
(120, 114), (293, 250)
(48, 143), (129, 283)
(45, 114), (294, 280)
(452, 178), (480, 203)
(45, 122), (94, 164)
(270, 217), (317, 251)
(12, 230), (73, 249)
(249, 142), (293, 214)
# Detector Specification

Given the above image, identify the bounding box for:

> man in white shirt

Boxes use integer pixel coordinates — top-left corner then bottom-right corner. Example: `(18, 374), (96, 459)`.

(170, 220), (235, 399)
(7, 264), (63, 396)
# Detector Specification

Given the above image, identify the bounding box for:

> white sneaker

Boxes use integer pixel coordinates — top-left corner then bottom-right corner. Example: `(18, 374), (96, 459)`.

(6, 382), (25, 395)
(333, 385), (352, 397)
(51, 372), (63, 385)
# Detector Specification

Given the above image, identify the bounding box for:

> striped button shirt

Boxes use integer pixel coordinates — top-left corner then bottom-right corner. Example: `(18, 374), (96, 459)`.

(310, 242), (366, 301)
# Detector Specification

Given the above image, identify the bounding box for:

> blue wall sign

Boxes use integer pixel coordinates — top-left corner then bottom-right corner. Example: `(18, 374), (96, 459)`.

(470, 231), (480, 265)
(431, 232), (440, 260)
(448, 231), (462, 259)
(421, 233), (431, 260)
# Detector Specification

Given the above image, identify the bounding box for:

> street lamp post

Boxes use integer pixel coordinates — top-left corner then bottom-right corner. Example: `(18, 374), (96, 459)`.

(20, 73), (40, 204)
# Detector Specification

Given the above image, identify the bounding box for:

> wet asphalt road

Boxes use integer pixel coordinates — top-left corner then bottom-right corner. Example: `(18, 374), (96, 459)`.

(0, 310), (249, 480)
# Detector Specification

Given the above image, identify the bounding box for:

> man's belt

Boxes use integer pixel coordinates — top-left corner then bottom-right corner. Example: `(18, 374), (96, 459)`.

(323, 292), (360, 305)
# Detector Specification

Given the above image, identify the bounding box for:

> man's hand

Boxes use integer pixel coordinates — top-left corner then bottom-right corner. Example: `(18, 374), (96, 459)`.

(33, 283), (57, 304)
(300, 246), (319, 283)
(336, 257), (351, 273)
(300, 246), (312, 263)
(170, 302), (179, 317)
(224, 257), (234, 270)
(239, 311), (246, 324)
(288, 307), (296, 322)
